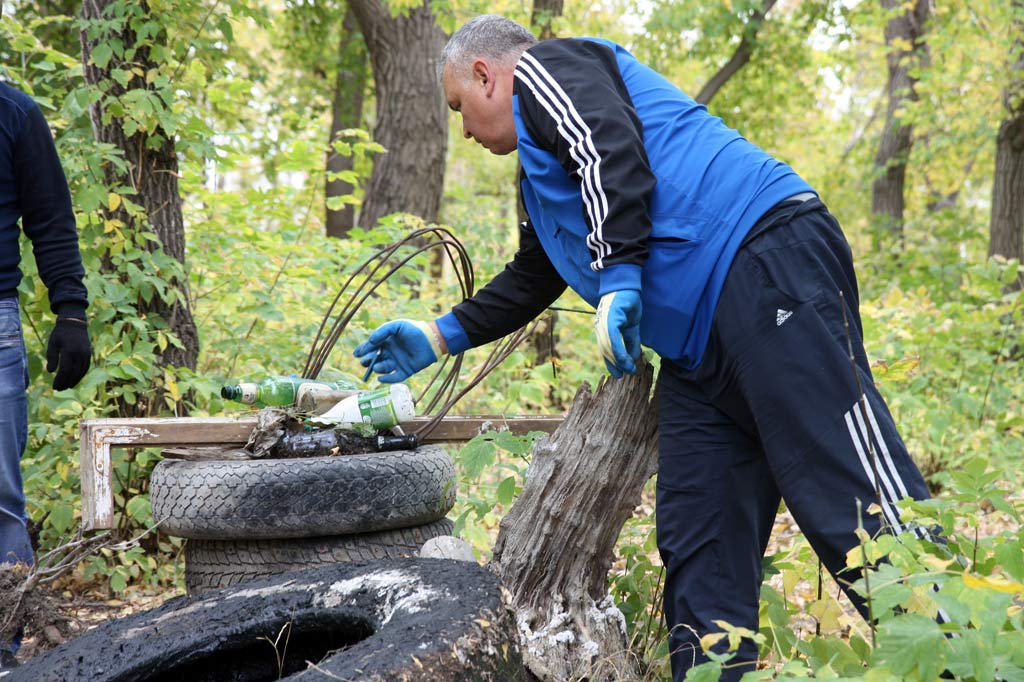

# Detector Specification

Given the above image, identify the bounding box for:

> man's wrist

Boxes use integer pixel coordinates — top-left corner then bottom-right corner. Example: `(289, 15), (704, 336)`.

(428, 321), (449, 356)
(597, 264), (643, 296)
(405, 319), (445, 359)
(435, 312), (472, 355)
(55, 302), (88, 320)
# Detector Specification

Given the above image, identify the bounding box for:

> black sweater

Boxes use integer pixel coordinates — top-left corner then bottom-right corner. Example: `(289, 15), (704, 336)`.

(0, 82), (87, 318)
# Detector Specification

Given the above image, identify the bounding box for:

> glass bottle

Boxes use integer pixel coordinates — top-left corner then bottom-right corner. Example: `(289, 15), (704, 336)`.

(220, 375), (357, 408)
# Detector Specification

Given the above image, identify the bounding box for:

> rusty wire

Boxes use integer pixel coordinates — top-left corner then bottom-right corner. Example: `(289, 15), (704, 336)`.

(300, 227), (540, 441)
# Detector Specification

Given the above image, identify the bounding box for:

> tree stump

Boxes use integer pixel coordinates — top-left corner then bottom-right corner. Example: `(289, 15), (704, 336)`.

(491, 360), (659, 681)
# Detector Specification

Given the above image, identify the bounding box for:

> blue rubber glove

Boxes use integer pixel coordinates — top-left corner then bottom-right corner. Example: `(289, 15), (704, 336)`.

(354, 319), (444, 384)
(594, 290), (642, 378)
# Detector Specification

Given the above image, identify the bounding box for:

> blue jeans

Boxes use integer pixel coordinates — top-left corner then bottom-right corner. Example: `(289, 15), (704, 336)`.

(0, 297), (30, 568)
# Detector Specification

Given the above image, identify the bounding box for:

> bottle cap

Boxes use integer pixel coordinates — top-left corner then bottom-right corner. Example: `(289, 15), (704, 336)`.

(376, 434), (419, 451)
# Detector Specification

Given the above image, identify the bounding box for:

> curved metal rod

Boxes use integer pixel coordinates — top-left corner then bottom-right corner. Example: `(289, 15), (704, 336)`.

(300, 227), (534, 441)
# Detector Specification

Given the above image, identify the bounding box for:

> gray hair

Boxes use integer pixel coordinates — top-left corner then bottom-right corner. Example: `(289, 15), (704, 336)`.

(438, 15), (537, 82)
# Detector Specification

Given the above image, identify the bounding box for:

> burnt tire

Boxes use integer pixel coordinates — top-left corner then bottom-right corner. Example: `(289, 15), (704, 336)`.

(185, 519), (456, 595)
(150, 445), (456, 540)
(12, 558), (527, 682)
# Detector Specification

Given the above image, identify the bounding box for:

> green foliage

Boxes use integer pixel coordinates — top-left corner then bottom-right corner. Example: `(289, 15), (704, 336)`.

(448, 429), (543, 558)
(610, 507), (671, 679)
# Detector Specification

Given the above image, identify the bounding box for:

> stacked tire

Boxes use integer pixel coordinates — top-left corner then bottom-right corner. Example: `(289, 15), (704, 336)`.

(150, 445), (458, 594)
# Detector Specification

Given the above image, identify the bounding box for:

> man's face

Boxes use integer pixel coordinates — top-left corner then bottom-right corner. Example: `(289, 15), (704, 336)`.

(443, 59), (518, 155)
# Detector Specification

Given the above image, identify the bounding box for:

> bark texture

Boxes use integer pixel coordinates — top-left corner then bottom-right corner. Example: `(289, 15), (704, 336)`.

(871, 0), (931, 240)
(349, 0), (447, 229)
(80, 0), (199, 415)
(325, 9), (369, 239)
(491, 362), (659, 682)
(988, 0), (1024, 280)
(695, 0), (778, 106)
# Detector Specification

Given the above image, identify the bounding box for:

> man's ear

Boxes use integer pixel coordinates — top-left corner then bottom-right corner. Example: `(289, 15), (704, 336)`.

(472, 59), (495, 95)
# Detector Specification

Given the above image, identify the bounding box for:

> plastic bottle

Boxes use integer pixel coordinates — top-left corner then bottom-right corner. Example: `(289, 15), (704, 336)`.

(220, 376), (357, 408)
(311, 384), (416, 430)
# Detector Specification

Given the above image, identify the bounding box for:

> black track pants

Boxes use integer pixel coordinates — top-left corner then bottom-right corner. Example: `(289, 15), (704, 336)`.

(655, 199), (932, 681)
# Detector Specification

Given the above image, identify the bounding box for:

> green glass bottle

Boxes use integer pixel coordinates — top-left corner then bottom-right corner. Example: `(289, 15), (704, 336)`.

(220, 375), (357, 408)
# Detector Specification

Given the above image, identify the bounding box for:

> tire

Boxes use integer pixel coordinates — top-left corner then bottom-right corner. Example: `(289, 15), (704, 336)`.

(14, 559), (527, 682)
(150, 445), (457, 540)
(185, 519), (456, 595)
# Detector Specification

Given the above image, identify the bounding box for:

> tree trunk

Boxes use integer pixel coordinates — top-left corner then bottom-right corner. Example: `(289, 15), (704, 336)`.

(871, 0), (930, 242)
(530, 0), (564, 40)
(349, 0), (447, 229)
(80, 0), (199, 415)
(528, 310), (560, 362)
(491, 362), (659, 681)
(325, 9), (369, 239)
(988, 0), (1024, 283)
(695, 0), (778, 106)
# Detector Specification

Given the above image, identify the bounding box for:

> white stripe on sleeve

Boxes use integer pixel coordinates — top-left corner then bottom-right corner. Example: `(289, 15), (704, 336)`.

(516, 52), (612, 268)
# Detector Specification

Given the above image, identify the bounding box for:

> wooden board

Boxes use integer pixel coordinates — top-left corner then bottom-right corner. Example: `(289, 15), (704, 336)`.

(80, 415), (563, 531)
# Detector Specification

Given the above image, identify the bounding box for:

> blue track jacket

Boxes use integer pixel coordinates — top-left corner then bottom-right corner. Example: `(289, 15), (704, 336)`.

(437, 38), (813, 368)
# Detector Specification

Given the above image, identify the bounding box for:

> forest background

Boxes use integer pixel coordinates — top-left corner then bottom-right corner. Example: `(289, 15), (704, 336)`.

(2, 0), (1023, 679)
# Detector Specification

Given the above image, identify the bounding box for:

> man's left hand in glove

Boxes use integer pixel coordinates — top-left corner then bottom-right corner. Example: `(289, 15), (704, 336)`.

(594, 289), (642, 378)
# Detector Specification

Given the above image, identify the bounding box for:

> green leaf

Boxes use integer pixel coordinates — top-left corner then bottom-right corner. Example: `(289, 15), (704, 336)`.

(47, 503), (75, 534)
(872, 614), (946, 678)
(112, 68), (132, 88)
(849, 633), (872, 663)
(805, 636), (864, 676)
(91, 43), (113, 69)
(495, 430), (531, 455)
(996, 541), (1024, 581)
(987, 494), (1022, 522)
(217, 16), (234, 42)
(684, 660), (722, 682)
(459, 436), (496, 479)
(126, 495), (151, 523)
(496, 476), (517, 506)
(869, 581), (912, 615)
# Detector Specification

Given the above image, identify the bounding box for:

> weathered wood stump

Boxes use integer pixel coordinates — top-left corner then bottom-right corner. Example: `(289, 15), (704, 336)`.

(491, 360), (659, 681)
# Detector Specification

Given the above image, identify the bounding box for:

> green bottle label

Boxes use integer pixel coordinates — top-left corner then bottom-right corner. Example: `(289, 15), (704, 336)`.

(357, 388), (399, 429)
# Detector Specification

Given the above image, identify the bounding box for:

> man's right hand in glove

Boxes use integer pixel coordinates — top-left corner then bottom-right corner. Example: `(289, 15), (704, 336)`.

(46, 316), (92, 391)
(354, 319), (447, 384)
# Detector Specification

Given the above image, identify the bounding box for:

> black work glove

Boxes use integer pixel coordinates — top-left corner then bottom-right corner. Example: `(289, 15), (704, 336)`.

(46, 317), (91, 391)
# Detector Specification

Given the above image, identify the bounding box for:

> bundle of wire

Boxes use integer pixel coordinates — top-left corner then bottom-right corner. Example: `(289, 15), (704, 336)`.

(300, 227), (541, 441)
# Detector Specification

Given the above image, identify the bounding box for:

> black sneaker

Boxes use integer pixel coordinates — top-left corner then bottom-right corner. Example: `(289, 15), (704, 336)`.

(0, 649), (18, 677)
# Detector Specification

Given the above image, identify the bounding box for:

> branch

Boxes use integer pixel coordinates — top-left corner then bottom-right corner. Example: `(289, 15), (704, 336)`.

(695, 0), (779, 106)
